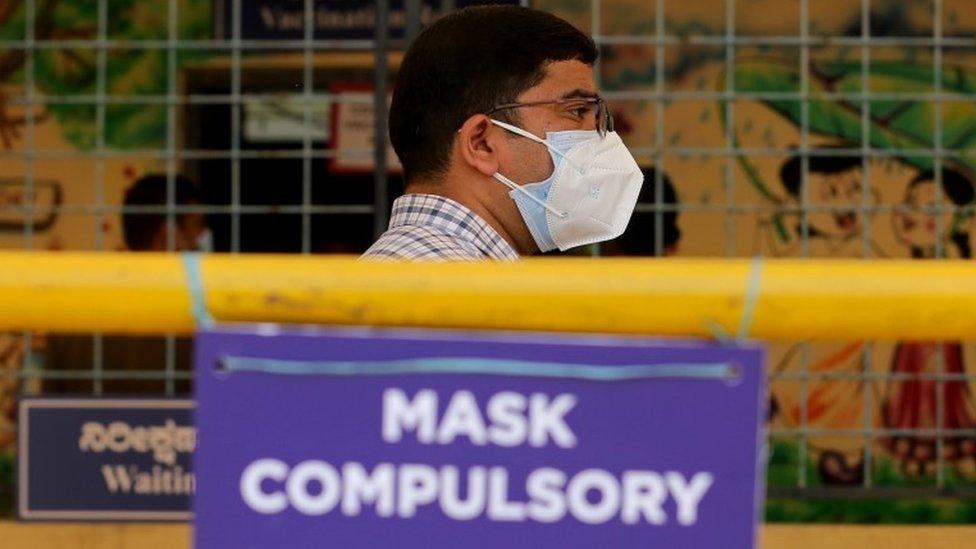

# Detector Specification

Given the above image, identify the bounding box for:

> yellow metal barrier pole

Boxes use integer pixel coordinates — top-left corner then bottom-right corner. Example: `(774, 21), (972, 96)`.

(0, 251), (974, 340)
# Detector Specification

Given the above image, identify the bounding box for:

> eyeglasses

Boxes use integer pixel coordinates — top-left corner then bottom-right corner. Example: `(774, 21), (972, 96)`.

(486, 97), (614, 138)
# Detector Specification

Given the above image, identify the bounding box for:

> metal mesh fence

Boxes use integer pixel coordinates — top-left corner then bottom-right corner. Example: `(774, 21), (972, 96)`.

(0, 0), (975, 506)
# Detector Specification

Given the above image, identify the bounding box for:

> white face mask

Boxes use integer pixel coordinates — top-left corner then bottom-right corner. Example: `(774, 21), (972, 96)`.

(490, 119), (644, 252)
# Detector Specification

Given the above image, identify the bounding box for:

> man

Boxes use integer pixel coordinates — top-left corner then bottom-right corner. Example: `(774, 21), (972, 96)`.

(363, 6), (643, 260)
(44, 174), (208, 395)
(122, 173), (210, 252)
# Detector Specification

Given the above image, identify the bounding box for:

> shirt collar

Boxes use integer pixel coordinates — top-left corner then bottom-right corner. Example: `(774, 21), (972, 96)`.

(388, 194), (520, 260)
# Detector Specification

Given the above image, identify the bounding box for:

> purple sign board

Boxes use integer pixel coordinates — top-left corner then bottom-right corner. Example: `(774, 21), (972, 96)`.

(194, 325), (765, 548)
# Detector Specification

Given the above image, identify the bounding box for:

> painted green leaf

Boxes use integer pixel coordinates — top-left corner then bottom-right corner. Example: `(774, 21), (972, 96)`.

(0, 0), (214, 150)
(729, 56), (976, 177)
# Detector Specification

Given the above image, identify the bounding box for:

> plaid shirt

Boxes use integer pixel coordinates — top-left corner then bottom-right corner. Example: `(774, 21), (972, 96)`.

(362, 194), (519, 261)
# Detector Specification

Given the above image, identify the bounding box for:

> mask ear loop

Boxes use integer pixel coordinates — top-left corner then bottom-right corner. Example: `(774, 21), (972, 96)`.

(492, 172), (568, 219)
(490, 119), (584, 175)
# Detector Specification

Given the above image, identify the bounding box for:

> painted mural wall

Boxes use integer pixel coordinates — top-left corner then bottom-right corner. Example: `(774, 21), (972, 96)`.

(535, 0), (976, 498)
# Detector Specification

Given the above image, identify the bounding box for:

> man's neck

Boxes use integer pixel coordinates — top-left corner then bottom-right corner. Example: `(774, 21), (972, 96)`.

(405, 176), (535, 255)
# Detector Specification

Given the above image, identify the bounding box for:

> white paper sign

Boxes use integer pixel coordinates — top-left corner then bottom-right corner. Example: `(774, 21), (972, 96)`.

(331, 90), (401, 173)
(244, 95), (330, 143)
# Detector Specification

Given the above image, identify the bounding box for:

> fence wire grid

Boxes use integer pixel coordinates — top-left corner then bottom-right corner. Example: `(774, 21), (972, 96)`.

(0, 0), (975, 504)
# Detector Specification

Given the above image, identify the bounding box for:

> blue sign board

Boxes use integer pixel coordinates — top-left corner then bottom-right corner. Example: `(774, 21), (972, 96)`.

(18, 398), (195, 521)
(194, 325), (765, 548)
(215, 0), (521, 41)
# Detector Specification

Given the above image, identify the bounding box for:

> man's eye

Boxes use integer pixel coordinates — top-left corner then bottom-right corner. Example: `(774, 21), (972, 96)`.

(568, 104), (593, 119)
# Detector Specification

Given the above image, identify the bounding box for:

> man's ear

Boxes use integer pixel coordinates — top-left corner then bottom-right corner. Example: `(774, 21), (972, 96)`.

(456, 114), (501, 177)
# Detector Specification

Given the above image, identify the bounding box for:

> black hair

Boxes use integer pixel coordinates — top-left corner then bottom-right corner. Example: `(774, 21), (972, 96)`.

(611, 168), (680, 256)
(779, 147), (863, 197)
(122, 174), (202, 251)
(388, 6), (598, 183)
(908, 167), (975, 259)
(908, 168), (976, 207)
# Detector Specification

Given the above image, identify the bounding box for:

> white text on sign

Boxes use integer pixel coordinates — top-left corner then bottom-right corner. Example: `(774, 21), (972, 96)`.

(238, 388), (715, 525)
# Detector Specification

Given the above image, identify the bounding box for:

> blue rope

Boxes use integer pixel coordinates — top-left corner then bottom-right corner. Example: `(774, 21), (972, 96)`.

(219, 356), (738, 382)
(704, 256), (763, 342)
(181, 252), (214, 327)
(737, 256), (763, 340)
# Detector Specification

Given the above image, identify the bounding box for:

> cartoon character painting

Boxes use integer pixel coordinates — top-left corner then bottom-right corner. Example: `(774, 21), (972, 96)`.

(766, 148), (882, 257)
(884, 167), (976, 475)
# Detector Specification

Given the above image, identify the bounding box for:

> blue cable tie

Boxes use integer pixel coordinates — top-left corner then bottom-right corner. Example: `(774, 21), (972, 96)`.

(181, 252), (214, 328)
(703, 256), (763, 342)
(737, 255), (763, 340)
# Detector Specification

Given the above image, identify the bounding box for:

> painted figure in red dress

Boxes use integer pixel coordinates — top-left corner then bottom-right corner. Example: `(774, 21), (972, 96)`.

(885, 168), (976, 475)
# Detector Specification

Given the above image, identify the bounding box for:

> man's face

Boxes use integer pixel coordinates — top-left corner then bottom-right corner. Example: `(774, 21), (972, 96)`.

(807, 168), (864, 237)
(149, 209), (208, 252)
(494, 59), (599, 188)
(176, 212), (208, 251)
